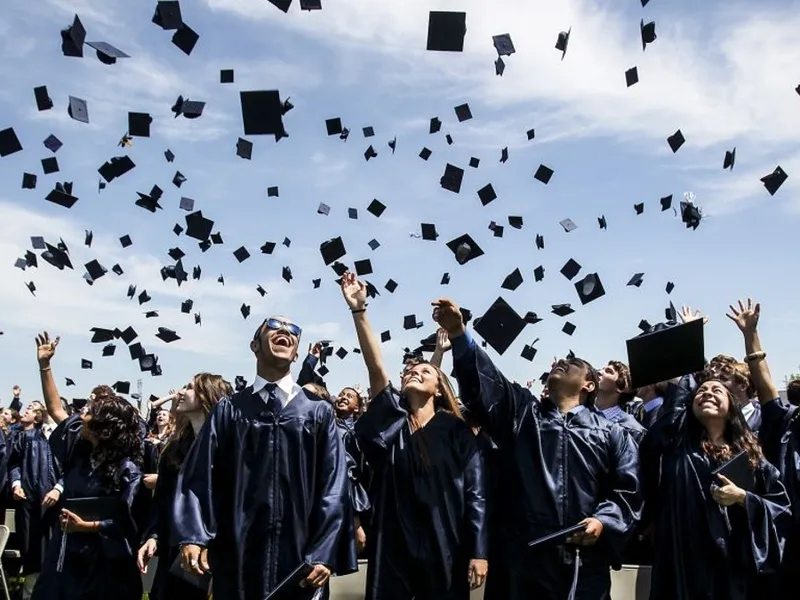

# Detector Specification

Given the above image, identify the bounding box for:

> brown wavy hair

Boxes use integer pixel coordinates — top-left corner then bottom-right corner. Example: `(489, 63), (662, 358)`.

(162, 373), (232, 470)
(85, 397), (144, 489)
(401, 359), (462, 428)
(692, 370), (763, 470)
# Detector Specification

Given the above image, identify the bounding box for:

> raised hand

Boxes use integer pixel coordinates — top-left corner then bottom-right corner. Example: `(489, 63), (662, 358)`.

(12, 385), (20, 397)
(436, 328), (452, 353)
(308, 341), (323, 358)
(340, 272), (367, 311)
(726, 298), (760, 334)
(432, 299), (465, 338)
(36, 331), (60, 365)
(679, 305), (709, 325)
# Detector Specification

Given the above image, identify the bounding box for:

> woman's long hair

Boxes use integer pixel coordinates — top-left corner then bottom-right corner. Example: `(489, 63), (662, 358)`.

(689, 371), (764, 470)
(162, 373), (232, 470)
(85, 397), (144, 489)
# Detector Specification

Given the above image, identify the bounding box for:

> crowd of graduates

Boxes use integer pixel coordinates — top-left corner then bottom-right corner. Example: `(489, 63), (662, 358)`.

(0, 276), (798, 600)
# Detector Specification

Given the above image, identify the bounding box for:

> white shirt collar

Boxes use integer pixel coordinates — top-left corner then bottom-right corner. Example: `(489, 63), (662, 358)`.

(252, 372), (299, 407)
(740, 400), (756, 420)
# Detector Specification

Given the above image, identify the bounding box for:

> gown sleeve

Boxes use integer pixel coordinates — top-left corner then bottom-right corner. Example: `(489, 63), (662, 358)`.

(592, 427), (643, 562)
(8, 431), (23, 488)
(463, 444), (488, 560)
(745, 461), (793, 574)
(98, 462), (143, 558)
(297, 355), (324, 387)
(172, 399), (232, 548)
(0, 432), (7, 493)
(353, 385), (408, 466)
(142, 457), (170, 543)
(304, 403), (356, 573)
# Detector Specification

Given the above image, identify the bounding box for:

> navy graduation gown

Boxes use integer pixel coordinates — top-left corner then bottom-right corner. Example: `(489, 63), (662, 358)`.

(32, 456), (143, 600)
(337, 419), (372, 516)
(453, 343), (641, 599)
(647, 392), (791, 599)
(173, 386), (356, 600)
(9, 428), (58, 574)
(355, 386), (487, 600)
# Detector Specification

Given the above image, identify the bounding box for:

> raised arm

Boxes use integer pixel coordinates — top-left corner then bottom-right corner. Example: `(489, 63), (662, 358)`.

(726, 299), (778, 405)
(430, 328), (451, 369)
(297, 342), (325, 387)
(340, 272), (389, 396)
(35, 331), (68, 424)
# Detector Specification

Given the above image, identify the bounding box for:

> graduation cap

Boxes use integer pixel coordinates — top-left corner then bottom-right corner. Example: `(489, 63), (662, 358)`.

(98, 156), (135, 182)
(403, 314), (422, 330)
(185, 211), (214, 241)
(320, 237), (346, 265)
(68, 96), (89, 123)
(534, 164), (554, 184)
(440, 273), (450, 285)
(477, 184), (497, 206)
(42, 157), (60, 175)
(533, 266), (545, 282)
(367, 199), (386, 217)
(153, 1), (183, 29)
(454, 103), (472, 122)
(354, 259), (373, 276)
(761, 166), (787, 196)
(723, 148), (736, 170)
(25, 281), (36, 296)
(102, 343), (116, 357)
(138, 290), (151, 304)
(156, 327), (180, 343)
(555, 28), (571, 60)
(45, 183), (79, 209)
(535, 234), (544, 249)
(667, 130), (685, 153)
(171, 95), (204, 118)
(575, 273), (606, 305)
(560, 259), (581, 281)
(426, 11), (466, 52)
(385, 279), (398, 293)
(562, 322), (576, 336)
(81, 359), (93, 369)
(473, 297), (526, 355)
(495, 57), (505, 76)
(501, 268), (523, 291)
(597, 215), (607, 229)
(492, 33), (515, 56)
(559, 218), (577, 233)
(172, 24), (199, 55)
(627, 273), (645, 287)
(641, 20), (657, 51)
(61, 14), (86, 57)
(666, 281), (675, 294)
(508, 216), (523, 229)
(500, 147), (509, 163)
(634, 202), (644, 215)
(44, 134), (62, 153)
(388, 137), (397, 153)
(282, 266), (292, 283)
(165, 149), (175, 162)
(84, 259), (106, 281)
(125, 112), (152, 137)
(240, 304), (251, 319)
(86, 41), (130, 65)
(220, 69), (234, 83)
(660, 195), (673, 211)
(552, 304), (574, 317)
(113, 381), (131, 395)
(419, 147), (432, 161)
(65, 378), (75, 387)
(680, 201), (702, 230)
(441, 163), (465, 193)
(627, 319), (705, 388)
(90, 327), (115, 343)
(521, 341), (538, 362)
(267, 186), (279, 197)
(0, 128), (23, 157)
(446, 234), (484, 265)
(430, 117), (442, 134)
(625, 67), (639, 87)
(34, 86), (53, 111)
(364, 145), (378, 161)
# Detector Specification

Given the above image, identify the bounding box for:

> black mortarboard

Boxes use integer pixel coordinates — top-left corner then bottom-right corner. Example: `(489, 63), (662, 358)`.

(172, 96), (205, 119)
(627, 319), (704, 388)
(84, 259), (106, 281)
(185, 211), (214, 241)
(420, 147), (432, 160)
(364, 145), (378, 161)
(267, 0), (292, 12)
(723, 148), (736, 170)
(42, 240), (73, 270)
(127, 112), (152, 137)
(426, 11), (467, 52)
(380, 330), (391, 343)
(81, 359), (93, 369)
(534, 164), (554, 184)
(90, 327), (115, 343)
(68, 96), (89, 123)
(388, 137), (397, 153)
(317, 202), (331, 216)
(491, 223), (504, 238)
(555, 28), (571, 59)
(501, 268), (523, 291)
(559, 218), (577, 233)
(454, 103), (472, 122)
(495, 57), (506, 76)
(113, 381), (131, 395)
(22, 173), (37, 189)
(467, 157), (479, 170)
(127, 284), (136, 298)
(282, 266), (292, 283)
(598, 215), (607, 229)
(761, 166), (787, 196)
(403, 315), (420, 330)
(560, 259), (581, 281)
(575, 273), (606, 304)
(634, 202), (644, 215)
(368, 239), (380, 251)
(552, 304), (574, 317)
(144, 311), (158, 318)
(0, 128), (23, 157)
(526, 129), (536, 141)
(331, 262), (348, 276)
(430, 117), (442, 134)
(42, 157), (60, 174)
(102, 343), (116, 357)
(45, 184), (79, 209)
(446, 234), (484, 265)
(44, 134), (62, 153)
(500, 147), (509, 163)
(153, 1), (183, 29)
(26, 281), (36, 295)
(348, 208), (358, 219)
(666, 281), (675, 294)
(320, 237), (346, 265)
(445, 134), (454, 145)
(86, 41), (130, 64)
(172, 24), (199, 55)
(61, 15), (86, 57)
(283, 237), (291, 247)
(299, 0), (322, 9)
(534, 266), (545, 282)
(535, 234), (545, 249)
(641, 20), (657, 51)
(440, 273), (450, 285)
(179, 197), (194, 212)
(65, 378), (75, 386)
(240, 90), (286, 136)
(625, 66), (639, 87)
(98, 156), (135, 182)
(164, 149), (175, 162)
(254, 284), (267, 297)
(220, 69), (234, 83)
(267, 186), (279, 197)
(521, 342), (538, 361)
(138, 290), (151, 304)
(385, 279), (398, 293)
(667, 129), (685, 153)
(156, 327), (180, 343)
(493, 33), (515, 56)
(367, 199), (386, 217)
(233, 246), (250, 263)
(628, 273), (645, 287)
(477, 183), (497, 206)
(508, 216), (523, 229)
(363, 126), (375, 138)
(240, 303), (251, 319)
(259, 240), (276, 255)
(192, 265), (201, 279)
(562, 322), (576, 336)
(660, 195), (673, 210)
(440, 163), (465, 193)
(180, 299), (194, 314)
(325, 118), (343, 136)
(211, 232), (224, 245)
(34, 86), (53, 111)
(680, 201), (702, 230)
(354, 259), (373, 276)
(473, 297), (526, 355)
(666, 301), (678, 323)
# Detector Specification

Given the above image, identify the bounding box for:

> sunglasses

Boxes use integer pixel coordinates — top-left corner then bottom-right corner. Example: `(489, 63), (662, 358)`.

(260, 318), (302, 338)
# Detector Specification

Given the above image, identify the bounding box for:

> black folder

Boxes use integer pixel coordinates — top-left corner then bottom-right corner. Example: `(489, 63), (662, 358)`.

(712, 450), (755, 492)
(265, 562), (314, 599)
(528, 523), (586, 547)
(63, 497), (118, 521)
(169, 556), (212, 591)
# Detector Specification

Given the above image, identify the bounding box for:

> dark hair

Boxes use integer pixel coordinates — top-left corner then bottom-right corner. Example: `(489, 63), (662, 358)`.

(303, 382), (331, 401)
(85, 397), (144, 489)
(339, 387), (363, 410)
(691, 371), (764, 470)
(570, 357), (599, 405)
(90, 385), (115, 401)
(786, 379), (800, 407)
(607, 360), (635, 407)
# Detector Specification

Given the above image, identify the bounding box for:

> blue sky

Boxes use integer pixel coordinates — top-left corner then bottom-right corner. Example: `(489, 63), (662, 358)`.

(2, 0), (800, 405)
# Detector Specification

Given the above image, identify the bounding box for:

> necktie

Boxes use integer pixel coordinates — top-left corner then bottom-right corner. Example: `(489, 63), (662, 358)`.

(264, 382), (281, 415)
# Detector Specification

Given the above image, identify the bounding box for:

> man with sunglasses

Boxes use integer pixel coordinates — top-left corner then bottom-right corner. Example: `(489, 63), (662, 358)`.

(433, 299), (641, 600)
(175, 315), (356, 600)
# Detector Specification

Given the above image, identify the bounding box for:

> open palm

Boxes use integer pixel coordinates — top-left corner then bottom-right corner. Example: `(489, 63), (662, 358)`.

(340, 272), (367, 310)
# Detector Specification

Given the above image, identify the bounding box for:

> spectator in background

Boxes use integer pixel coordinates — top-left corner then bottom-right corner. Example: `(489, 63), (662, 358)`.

(785, 378), (800, 407)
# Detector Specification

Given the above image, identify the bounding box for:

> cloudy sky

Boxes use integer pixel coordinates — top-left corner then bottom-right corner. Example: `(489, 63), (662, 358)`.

(1, 0), (799, 405)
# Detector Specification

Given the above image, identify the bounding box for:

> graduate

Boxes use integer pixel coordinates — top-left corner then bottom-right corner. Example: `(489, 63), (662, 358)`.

(32, 397), (144, 600)
(138, 373), (232, 600)
(173, 314), (356, 600)
(434, 298), (641, 600)
(9, 404), (59, 598)
(340, 273), (488, 600)
(595, 361), (647, 444)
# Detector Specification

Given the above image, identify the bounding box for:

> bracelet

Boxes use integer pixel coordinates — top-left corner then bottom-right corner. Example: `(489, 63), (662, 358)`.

(351, 308), (367, 314)
(745, 351), (766, 363)
(40, 367), (52, 372)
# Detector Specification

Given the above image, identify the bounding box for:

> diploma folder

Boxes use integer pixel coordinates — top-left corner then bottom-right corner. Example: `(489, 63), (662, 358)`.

(264, 562), (314, 599)
(712, 450), (755, 492)
(63, 496), (118, 521)
(169, 556), (212, 590)
(528, 523), (586, 547)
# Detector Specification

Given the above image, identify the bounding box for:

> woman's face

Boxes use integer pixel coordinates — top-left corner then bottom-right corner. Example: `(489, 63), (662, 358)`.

(400, 363), (440, 397)
(175, 381), (200, 413)
(155, 409), (170, 426)
(692, 380), (731, 422)
(0, 409), (12, 425)
(20, 407), (37, 425)
(335, 388), (360, 419)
